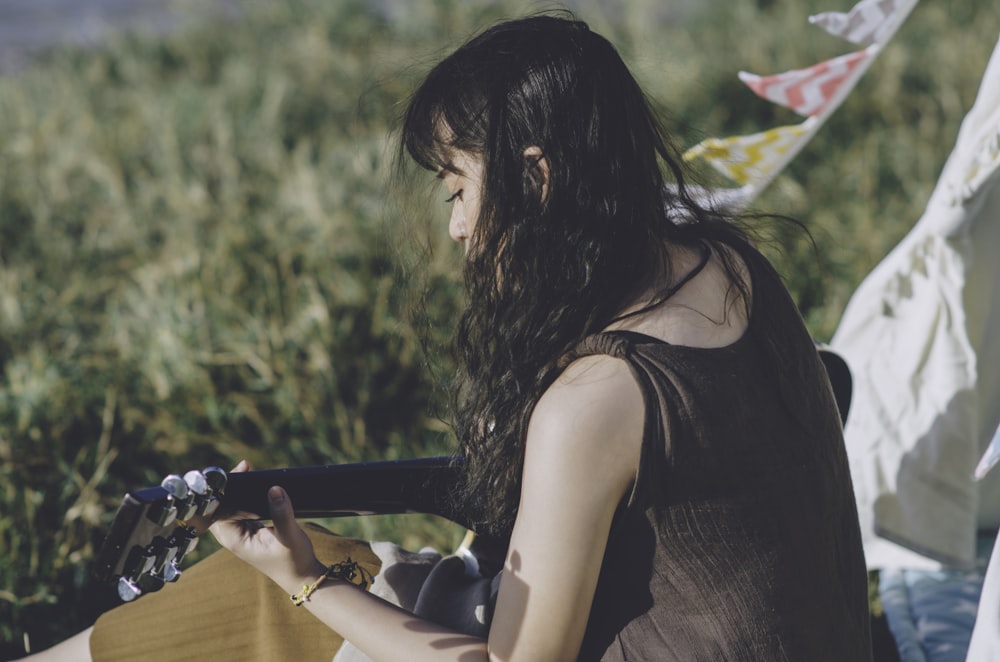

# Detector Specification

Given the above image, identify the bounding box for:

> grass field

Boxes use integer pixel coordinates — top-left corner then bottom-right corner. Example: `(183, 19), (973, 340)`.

(1, 0), (997, 654)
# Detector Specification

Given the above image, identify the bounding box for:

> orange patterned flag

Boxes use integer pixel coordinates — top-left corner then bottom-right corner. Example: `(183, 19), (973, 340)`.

(738, 50), (872, 117)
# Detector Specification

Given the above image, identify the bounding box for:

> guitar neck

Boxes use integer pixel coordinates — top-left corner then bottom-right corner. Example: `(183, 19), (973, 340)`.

(220, 456), (474, 530)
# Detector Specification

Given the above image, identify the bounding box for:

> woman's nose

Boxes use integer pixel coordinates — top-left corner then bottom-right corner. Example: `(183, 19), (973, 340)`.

(449, 205), (467, 243)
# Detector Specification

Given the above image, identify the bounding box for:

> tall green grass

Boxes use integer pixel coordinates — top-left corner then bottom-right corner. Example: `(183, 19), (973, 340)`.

(0, 0), (996, 654)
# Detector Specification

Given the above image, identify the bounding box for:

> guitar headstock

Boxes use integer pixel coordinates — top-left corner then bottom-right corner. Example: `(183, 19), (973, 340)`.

(94, 456), (474, 602)
(94, 467), (228, 602)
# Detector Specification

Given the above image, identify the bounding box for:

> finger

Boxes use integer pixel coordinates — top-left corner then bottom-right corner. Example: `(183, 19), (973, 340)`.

(230, 459), (251, 473)
(267, 486), (300, 543)
(267, 486), (316, 556)
(265, 486), (320, 578)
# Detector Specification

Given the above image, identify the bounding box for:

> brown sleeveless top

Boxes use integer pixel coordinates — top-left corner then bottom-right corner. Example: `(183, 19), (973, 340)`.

(565, 248), (872, 661)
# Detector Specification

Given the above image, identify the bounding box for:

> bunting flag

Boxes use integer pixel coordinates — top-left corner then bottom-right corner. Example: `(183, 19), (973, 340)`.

(738, 49), (873, 117)
(809, 0), (918, 47)
(680, 0), (919, 199)
(683, 123), (812, 187)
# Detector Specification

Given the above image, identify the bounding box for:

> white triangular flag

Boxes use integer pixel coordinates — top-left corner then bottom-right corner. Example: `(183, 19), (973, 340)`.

(809, 0), (918, 47)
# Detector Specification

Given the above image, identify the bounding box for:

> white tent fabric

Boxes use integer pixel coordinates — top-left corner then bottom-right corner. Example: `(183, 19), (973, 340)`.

(830, 33), (1000, 570)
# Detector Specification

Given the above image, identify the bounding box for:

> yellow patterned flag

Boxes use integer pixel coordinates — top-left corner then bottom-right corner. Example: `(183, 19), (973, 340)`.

(683, 123), (812, 187)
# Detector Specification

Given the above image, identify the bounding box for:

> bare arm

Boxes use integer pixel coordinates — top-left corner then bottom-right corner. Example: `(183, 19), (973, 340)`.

(488, 355), (644, 660)
(212, 354), (643, 661)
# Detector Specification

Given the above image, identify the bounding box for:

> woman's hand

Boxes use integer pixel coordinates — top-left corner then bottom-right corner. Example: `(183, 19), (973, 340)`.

(209, 460), (326, 594)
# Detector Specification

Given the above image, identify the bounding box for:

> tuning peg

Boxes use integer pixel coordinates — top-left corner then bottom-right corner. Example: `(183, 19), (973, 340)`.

(199, 467), (227, 518)
(178, 469), (229, 518)
(144, 500), (178, 527)
(118, 545), (159, 602)
(160, 474), (190, 500)
(118, 576), (143, 602)
(121, 546), (156, 583)
(168, 527), (199, 565)
(203, 466), (228, 494)
(183, 470), (208, 495)
(201, 497), (221, 518)
(159, 473), (199, 520)
(149, 543), (185, 584)
(118, 574), (163, 601)
(161, 561), (182, 583)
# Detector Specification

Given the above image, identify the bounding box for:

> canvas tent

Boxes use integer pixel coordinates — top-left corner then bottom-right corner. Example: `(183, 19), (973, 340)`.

(830, 32), (1000, 573)
(826, 31), (1000, 662)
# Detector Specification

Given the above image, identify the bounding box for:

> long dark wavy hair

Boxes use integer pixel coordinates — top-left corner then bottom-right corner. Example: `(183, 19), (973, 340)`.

(401, 15), (754, 538)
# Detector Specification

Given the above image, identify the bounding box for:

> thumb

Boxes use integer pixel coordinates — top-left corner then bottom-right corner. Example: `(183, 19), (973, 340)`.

(266, 486), (318, 575)
(267, 486), (302, 544)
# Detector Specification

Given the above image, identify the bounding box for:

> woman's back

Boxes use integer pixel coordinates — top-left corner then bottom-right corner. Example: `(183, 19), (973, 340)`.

(563, 244), (872, 661)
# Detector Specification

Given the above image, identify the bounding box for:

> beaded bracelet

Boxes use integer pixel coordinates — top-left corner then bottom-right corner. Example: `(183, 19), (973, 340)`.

(290, 557), (373, 606)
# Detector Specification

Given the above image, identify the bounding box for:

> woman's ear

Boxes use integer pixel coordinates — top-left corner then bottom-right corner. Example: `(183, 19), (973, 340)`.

(523, 145), (550, 204)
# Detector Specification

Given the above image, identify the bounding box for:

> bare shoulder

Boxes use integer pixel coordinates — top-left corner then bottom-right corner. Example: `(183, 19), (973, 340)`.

(532, 354), (642, 438)
(524, 354), (643, 495)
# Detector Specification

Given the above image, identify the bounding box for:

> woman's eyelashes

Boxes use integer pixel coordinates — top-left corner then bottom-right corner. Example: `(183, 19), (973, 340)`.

(445, 189), (463, 203)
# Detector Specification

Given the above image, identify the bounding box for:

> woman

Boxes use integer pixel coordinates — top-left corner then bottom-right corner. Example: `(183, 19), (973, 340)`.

(32, 14), (872, 662)
(212, 14), (871, 660)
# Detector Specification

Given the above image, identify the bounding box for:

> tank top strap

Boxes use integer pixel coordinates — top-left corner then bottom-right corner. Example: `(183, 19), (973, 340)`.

(557, 331), (635, 369)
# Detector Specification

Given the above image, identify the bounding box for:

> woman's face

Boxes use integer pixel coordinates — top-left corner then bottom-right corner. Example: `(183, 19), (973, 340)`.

(438, 150), (484, 254)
